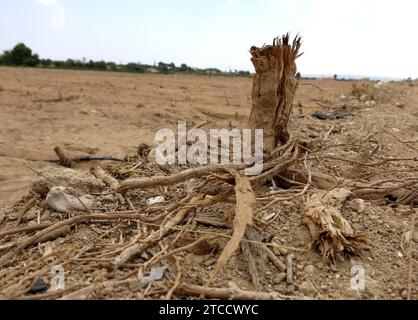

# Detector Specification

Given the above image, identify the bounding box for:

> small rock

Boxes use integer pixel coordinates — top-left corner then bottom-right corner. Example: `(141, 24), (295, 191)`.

(364, 100), (376, 108)
(344, 288), (362, 300)
(281, 226), (290, 232)
(101, 194), (115, 202)
(304, 265), (315, 274)
(360, 95), (368, 102)
(404, 231), (412, 243)
(32, 167), (105, 195)
(400, 289), (408, 299)
(286, 285), (296, 295)
(273, 245), (288, 256)
(349, 199), (365, 213)
(24, 208), (38, 222)
(30, 278), (48, 294)
(273, 273), (287, 285)
(312, 112), (335, 121)
(146, 196), (165, 206)
(299, 281), (317, 297)
(413, 232), (418, 243)
(46, 187), (94, 213)
(114, 193), (126, 205)
(296, 264), (304, 271)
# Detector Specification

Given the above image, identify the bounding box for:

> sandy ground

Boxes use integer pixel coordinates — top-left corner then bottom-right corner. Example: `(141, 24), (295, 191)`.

(0, 67), (379, 208)
(0, 67), (417, 300)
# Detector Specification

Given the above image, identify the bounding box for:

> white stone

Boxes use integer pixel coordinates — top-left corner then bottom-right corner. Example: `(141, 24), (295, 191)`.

(146, 196), (165, 206)
(304, 265), (316, 274)
(299, 281), (317, 296)
(32, 167), (104, 195)
(46, 187), (94, 213)
(273, 273), (287, 285)
(349, 199), (365, 213)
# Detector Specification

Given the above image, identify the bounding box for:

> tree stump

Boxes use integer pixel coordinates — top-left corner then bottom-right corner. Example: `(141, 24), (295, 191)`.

(249, 34), (302, 154)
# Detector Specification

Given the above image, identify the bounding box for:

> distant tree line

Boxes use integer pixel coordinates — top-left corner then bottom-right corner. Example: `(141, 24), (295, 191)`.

(0, 43), (251, 77)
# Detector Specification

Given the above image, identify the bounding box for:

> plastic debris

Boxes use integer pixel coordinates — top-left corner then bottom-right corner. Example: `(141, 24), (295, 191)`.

(139, 266), (168, 288)
(146, 196), (165, 206)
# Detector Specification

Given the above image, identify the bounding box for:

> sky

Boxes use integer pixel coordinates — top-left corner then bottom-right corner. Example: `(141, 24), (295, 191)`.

(0, 0), (417, 79)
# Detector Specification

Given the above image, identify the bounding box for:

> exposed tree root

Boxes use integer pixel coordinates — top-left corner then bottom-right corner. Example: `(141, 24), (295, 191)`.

(176, 282), (308, 300)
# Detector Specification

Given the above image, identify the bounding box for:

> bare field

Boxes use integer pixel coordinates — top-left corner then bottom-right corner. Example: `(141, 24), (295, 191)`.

(0, 67), (417, 300)
(0, 67), (369, 207)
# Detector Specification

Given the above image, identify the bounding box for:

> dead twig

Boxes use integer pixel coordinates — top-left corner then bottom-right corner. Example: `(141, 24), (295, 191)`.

(0, 212), (138, 268)
(15, 195), (41, 226)
(54, 146), (72, 168)
(176, 282), (307, 300)
(91, 166), (119, 190)
(204, 169), (255, 291)
(115, 195), (205, 267)
(118, 164), (247, 193)
(242, 241), (262, 291)
(165, 258), (182, 300)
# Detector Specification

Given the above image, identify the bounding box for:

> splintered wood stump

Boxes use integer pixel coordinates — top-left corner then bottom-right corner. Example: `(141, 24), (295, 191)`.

(249, 34), (302, 154)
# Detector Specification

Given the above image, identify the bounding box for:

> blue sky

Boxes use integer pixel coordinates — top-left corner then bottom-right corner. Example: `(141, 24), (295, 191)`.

(1, 0), (417, 78)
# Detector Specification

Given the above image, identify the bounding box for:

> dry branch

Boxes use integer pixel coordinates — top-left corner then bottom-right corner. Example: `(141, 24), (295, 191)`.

(176, 283), (306, 300)
(0, 212), (138, 268)
(115, 194), (208, 267)
(242, 242), (262, 291)
(16, 195), (40, 226)
(206, 169), (255, 289)
(91, 166), (119, 190)
(54, 146), (72, 168)
(117, 164), (245, 193)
